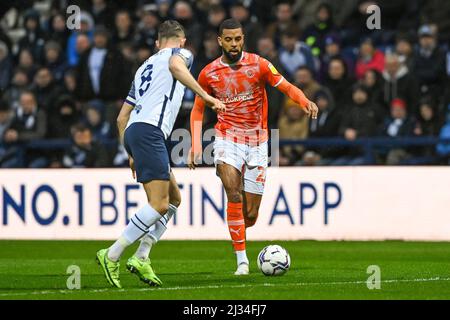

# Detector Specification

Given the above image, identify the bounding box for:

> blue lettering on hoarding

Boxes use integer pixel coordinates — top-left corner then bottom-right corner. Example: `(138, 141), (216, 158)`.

(324, 182), (342, 225)
(269, 187), (294, 225)
(189, 184), (193, 226)
(125, 184), (140, 224)
(32, 185), (59, 225)
(100, 185), (118, 225)
(201, 186), (225, 225)
(74, 185), (84, 225)
(300, 183), (317, 225)
(174, 183), (184, 225)
(2, 185), (25, 225)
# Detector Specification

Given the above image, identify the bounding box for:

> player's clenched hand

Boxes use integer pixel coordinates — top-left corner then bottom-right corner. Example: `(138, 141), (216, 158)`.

(305, 101), (319, 119)
(187, 149), (202, 170)
(129, 156), (136, 179)
(204, 95), (226, 113)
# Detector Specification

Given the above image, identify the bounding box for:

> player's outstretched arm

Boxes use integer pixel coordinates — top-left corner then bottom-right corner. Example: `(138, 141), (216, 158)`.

(276, 79), (318, 119)
(169, 55), (225, 113)
(188, 96), (205, 170)
(117, 101), (134, 144)
(260, 57), (318, 119)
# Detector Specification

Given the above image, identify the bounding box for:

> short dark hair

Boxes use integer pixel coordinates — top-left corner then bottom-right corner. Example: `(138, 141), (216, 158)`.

(219, 18), (243, 35)
(158, 20), (185, 40)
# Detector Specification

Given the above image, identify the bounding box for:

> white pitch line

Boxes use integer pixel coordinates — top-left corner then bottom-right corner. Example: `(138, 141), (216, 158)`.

(1, 277), (450, 297)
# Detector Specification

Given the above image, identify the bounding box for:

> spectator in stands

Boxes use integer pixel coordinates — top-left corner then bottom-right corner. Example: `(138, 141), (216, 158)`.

(412, 25), (447, 98)
(414, 98), (441, 160)
(91, 0), (116, 28)
(173, 1), (202, 52)
(2, 91), (47, 168)
(278, 98), (310, 166)
(75, 26), (132, 123)
(112, 10), (134, 46)
(63, 123), (110, 168)
(47, 12), (70, 52)
(112, 143), (129, 167)
(308, 88), (341, 138)
(415, 98), (441, 137)
(279, 29), (316, 81)
(0, 100), (13, 167)
(17, 9), (46, 63)
(2, 68), (30, 110)
(61, 68), (77, 99)
(193, 31), (221, 77)
(257, 36), (287, 129)
(355, 37), (385, 79)
(332, 84), (382, 165)
(0, 99), (12, 141)
(206, 4), (227, 34)
(382, 53), (419, 115)
(47, 95), (79, 139)
(134, 5), (160, 53)
(436, 104), (450, 164)
(43, 41), (67, 81)
(294, 66), (321, 101)
(421, 0), (450, 43)
(67, 12), (94, 66)
(266, 1), (301, 48)
(229, 1), (262, 53)
(395, 35), (414, 70)
(380, 98), (417, 165)
(156, 0), (172, 20)
(74, 33), (92, 62)
(31, 67), (63, 113)
(319, 33), (354, 82)
(302, 3), (336, 58)
(361, 69), (385, 112)
(0, 41), (12, 93)
(84, 102), (114, 141)
(323, 57), (354, 108)
(135, 44), (152, 66)
(303, 88), (342, 166)
(17, 48), (37, 81)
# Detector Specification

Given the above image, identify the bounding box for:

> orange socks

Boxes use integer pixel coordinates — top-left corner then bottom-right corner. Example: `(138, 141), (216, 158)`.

(227, 202), (246, 251)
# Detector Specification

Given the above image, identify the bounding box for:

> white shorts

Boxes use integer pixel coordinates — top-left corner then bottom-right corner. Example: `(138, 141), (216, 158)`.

(213, 137), (268, 195)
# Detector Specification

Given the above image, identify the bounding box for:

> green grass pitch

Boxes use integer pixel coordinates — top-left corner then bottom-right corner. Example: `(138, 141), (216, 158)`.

(1, 240), (450, 300)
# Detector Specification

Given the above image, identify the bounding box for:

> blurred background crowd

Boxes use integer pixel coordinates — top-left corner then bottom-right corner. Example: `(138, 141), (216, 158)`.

(0, 0), (449, 168)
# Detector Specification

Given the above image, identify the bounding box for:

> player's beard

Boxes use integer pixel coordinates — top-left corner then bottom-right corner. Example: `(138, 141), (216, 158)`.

(223, 48), (242, 64)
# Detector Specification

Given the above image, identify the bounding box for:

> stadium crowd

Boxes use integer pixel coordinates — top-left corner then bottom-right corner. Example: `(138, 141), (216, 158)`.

(0, 0), (449, 168)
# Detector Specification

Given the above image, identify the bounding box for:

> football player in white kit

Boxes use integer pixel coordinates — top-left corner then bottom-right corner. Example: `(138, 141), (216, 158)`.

(96, 20), (225, 288)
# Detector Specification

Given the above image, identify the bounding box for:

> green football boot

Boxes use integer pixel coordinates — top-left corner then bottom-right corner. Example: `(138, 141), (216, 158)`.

(126, 255), (163, 287)
(96, 249), (122, 288)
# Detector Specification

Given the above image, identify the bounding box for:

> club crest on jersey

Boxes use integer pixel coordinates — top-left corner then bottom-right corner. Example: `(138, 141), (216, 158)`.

(245, 69), (255, 78)
(134, 104), (142, 114)
(268, 63), (279, 75)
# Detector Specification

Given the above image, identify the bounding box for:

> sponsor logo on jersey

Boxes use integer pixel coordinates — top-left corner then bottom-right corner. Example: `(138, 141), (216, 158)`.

(222, 92), (254, 104)
(268, 63), (279, 75)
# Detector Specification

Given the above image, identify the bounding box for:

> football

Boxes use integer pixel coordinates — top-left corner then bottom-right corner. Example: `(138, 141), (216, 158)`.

(257, 245), (291, 276)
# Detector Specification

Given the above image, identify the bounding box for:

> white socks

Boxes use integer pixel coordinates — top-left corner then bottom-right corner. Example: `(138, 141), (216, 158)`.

(108, 203), (163, 262)
(134, 204), (178, 260)
(236, 250), (249, 266)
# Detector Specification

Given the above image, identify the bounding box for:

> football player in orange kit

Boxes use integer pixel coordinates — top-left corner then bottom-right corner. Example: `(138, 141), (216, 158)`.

(188, 19), (318, 275)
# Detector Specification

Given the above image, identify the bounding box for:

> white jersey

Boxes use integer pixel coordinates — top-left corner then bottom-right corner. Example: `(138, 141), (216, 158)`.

(125, 47), (193, 138)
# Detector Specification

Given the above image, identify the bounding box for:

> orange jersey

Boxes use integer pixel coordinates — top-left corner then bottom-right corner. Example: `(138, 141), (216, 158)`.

(197, 52), (284, 144)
